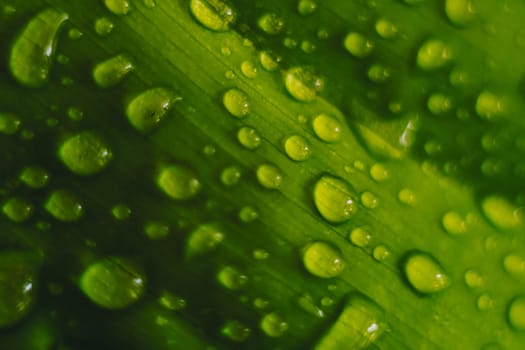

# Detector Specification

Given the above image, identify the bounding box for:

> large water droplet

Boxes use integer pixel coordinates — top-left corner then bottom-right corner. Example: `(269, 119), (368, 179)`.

(9, 8), (68, 87)
(93, 54), (134, 88)
(508, 296), (525, 331)
(343, 32), (374, 58)
(126, 88), (175, 133)
(190, 0), (236, 31)
(260, 312), (288, 338)
(403, 251), (450, 294)
(284, 135), (311, 161)
(315, 293), (387, 350)
(416, 39), (452, 71)
(223, 88), (250, 118)
(158, 165), (201, 200)
(313, 175), (358, 224)
(258, 13), (285, 35)
(44, 189), (84, 222)
(256, 163), (283, 189)
(312, 114), (342, 143)
(59, 131), (113, 175)
(445, 0), (475, 26)
(284, 67), (324, 102)
(2, 197), (33, 223)
(481, 195), (523, 230)
(80, 256), (145, 309)
(186, 223), (224, 258)
(302, 241), (345, 278)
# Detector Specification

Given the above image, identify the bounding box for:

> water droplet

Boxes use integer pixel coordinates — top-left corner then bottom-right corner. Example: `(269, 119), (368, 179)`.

(360, 191), (378, 209)
(203, 144), (216, 157)
(112, 204), (131, 221)
(372, 245), (391, 261)
(253, 297), (269, 309)
(416, 39), (452, 71)
(239, 206), (259, 223)
(508, 296), (525, 330)
(301, 40), (317, 53)
(464, 269), (484, 288)
(284, 67), (324, 102)
(126, 88), (175, 133)
(222, 320), (251, 342)
(256, 163), (283, 189)
(445, 0), (475, 26)
(375, 18), (398, 39)
(312, 114), (342, 143)
(370, 163), (389, 181)
(66, 107), (83, 121)
(190, 0), (236, 31)
(2, 197), (33, 223)
(427, 93), (452, 115)
(367, 63), (390, 83)
(259, 50), (281, 71)
(398, 188), (416, 205)
(159, 290), (186, 311)
(260, 312), (288, 338)
(0, 252), (38, 328)
(93, 54), (134, 88)
(253, 249), (269, 260)
(145, 221), (170, 240)
(223, 88), (250, 118)
(475, 91), (505, 121)
(237, 126), (261, 149)
(313, 175), (358, 224)
(258, 13), (285, 35)
(315, 293), (387, 349)
(297, 0), (317, 15)
(503, 254), (525, 278)
(481, 195), (523, 230)
(9, 8), (68, 87)
(59, 131), (112, 175)
(240, 60), (258, 78)
(403, 251), (450, 294)
(284, 135), (311, 161)
(477, 293), (495, 311)
(186, 223), (224, 258)
(94, 17), (114, 36)
(158, 165), (201, 200)
(68, 28), (83, 40)
(217, 265), (248, 290)
(0, 112), (21, 135)
(442, 211), (468, 235)
(80, 256), (145, 309)
(344, 32), (374, 58)
(143, 0), (156, 8)
(349, 227), (372, 248)
(44, 189), (83, 222)
(104, 0), (130, 15)
(302, 241), (345, 278)
(19, 166), (49, 189)
(221, 165), (242, 186)
(297, 293), (324, 318)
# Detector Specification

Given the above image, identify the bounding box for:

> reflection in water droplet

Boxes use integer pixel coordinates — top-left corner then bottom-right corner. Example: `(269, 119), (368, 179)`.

(95, 17), (115, 36)
(508, 296), (525, 330)
(445, 0), (475, 26)
(2, 197), (33, 223)
(481, 195), (522, 230)
(217, 265), (247, 290)
(284, 135), (311, 161)
(258, 13), (285, 35)
(222, 320), (251, 342)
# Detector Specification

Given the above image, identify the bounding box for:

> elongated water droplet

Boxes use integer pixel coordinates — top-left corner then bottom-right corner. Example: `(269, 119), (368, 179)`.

(398, 188), (416, 205)
(104, 0), (130, 15)
(403, 251), (450, 294)
(44, 189), (84, 222)
(19, 166), (49, 189)
(508, 296), (525, 330)
(80, 256), (145, 309)
(297, 293), (324, 318)
(256, 163), (283, 189)
(312, 114), (342, 143)
(158, 165), (201, 200)
(59, 131), (113, 175)
(0, 112), (21, 135)
(258, 13), (285, 35)
(186, 223), (224, 258)
(237, 126), (261, 149)
(260, 312), (288, 338)
(445, 0), (475, 26)
(344, 32), (374, 58)
(223, 88), (250, 118)
(370, 163), (389, 181)
(2, 197), (33, 223)
(217, 265), (247, 290)
(93, 54), (134, 88)
(9, 8), (68, 87)
(315, 293), (387, 350)
(372, 245), (391, 262)
(481, 195), (523, 230)
(126, 88), (175, 132)
(190, 0), (236, 31)
(302, 241), (345, 278)
(284, 135), (311, 161)
(313, 175), (358, 223)
(222, 320), (251, 342)
(284, 67), (324, 102)
(416, 39), (452, 71)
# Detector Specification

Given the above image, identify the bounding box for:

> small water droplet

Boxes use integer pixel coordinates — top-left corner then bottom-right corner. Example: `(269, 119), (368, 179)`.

(143, 0), (156, 8)
(464, 269), (484, 288)
(157, 166), (201, 202)
(284, 135), (311, 161)
(442, 211), (468, 235)
(253, 249), (269, 260)
(445, 0), (475, 26)
(297, 0), (317, 15)
(80, 256), (145, 309)
(312, 114), (342, 143)
(145, 221), (170, 240)
(186, 224), (224, 258)
(313, 175), (358, 224)
(190, 0), (236, 31)
(2, 197), (33, 223)
(260, 312), (288, 338)
(217, 265), (248, 290)
(403, 251), (450, 294)
(253, 297), (269, 309)
(367, 63), (390, 83)
(375, 18), (398, 39)
(159, 290), (186, 311)
(508, 296), (525, 330)
(481, 195), (523, 230)
(93, 54), (134, 88)
(0, 112), (21, 135)
(302, 241), (345, 278)
(370, 163), (389, 181)
(258, 13), (285, 35)
(297, 293), (324, 318)
(44, 189), (83, 222)
(112, 204), (131, 221)
(256, 163), (283, 189)
(477, 293), (495, 311)
(221, 320), (251, 342)
(126, 88), (175, 132)
(475, 91), (505, 121)
(241, 60), (258, 78)
(59, 131), (112, 175)
(203, 144), (216, 156)
(344, 32), (374, 58)
(259, 50), (281, 71)
(349, 227), (372, 248)
(104, 0), (130, 15)
(372, 245), (390, 262)
(68, 28), (83, 40)
(237, 126), (261, 149)
(221, 165), (242, 186)
(503, 254), (525, 278)
(398, 188), (416, 205)
(284, 67), (324, 102)
(301, 40), (317, 53)
(19, 166), (49, 189)
(9, 8), (68, 87)
(94, 17), (115, 36)
(223, 88), (250, 118)
(427, 93), (452, 115)
(416, 39), (452, 71)
(360, 191), (379, 209)
(239, 206), (259, 222)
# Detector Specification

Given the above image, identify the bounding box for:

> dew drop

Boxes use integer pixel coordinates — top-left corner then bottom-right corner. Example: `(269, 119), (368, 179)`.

(237, 126), (261, 149)
(284, 67), (324, 102)
(297, 293), (324, 318)
(44, 189), (83, 222)
(442, 211), (468, 235)
(94, 17), (114, 36)
(259, 50), (281, 71)
(475, 90), (505, 121)
(158, 165), (201, 200)
(19, 166), (49, 189)
(313, 175), (358, 224)
(240, 60), (258, 78)
(297, 0), (317, 15)
(360, 191), (378, 209)
(503, 254), (525, 278)
(223, 88), (250, 118)
(416, 39), (452, 71)
(302, 241), (345, 278)
(370, 163), (389, 181)
(403, 251), (450, 294)
(67, 107), (83, 121)
(112, 204), (131, 221)
(372, 245), (391, 261)
(68, 28), (83, 40)
(144, 221), (170, 240)
(2, 197), (33, 223)
(256, 163), (283, 189)
(464, 269), (484, 288)
(217, 265), (248, 290)
(301, 40), (317, 53)
(481, 195), (523, 230)
(445, 0), (475, 26)
(190, 0), (236, 32)
(508, 296), (525, 330)
(93, 54), (134, 88)
(186, 223), (224, 258)
(349, 227), (372, 248)
(284, 135), (311, 161)
(221, 165), (242, 186)
(126, 88), (175, 133)
(59, 131), (113, 175)
(222, 320), (251, 342)
(375, 18), (398, 39)
(80, 256), (145, 309)
(9, 8), (68, 88)
(104, 0), (130, 15)
(477, 293), (495, 311)
(315, 293), (387, 350)
(312, 114), (342, 143)
(427, 93), (452, 115)
(343, 32), (374, 58)
(159, 291), (186, 311)
(367, 63), (390, 83)
(258, 13), (285, 35)
(260, 312), (288, 338)
(239, 206), (259, 223)
(143, 0), (156, 8)
(0, 112), (21, 135)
